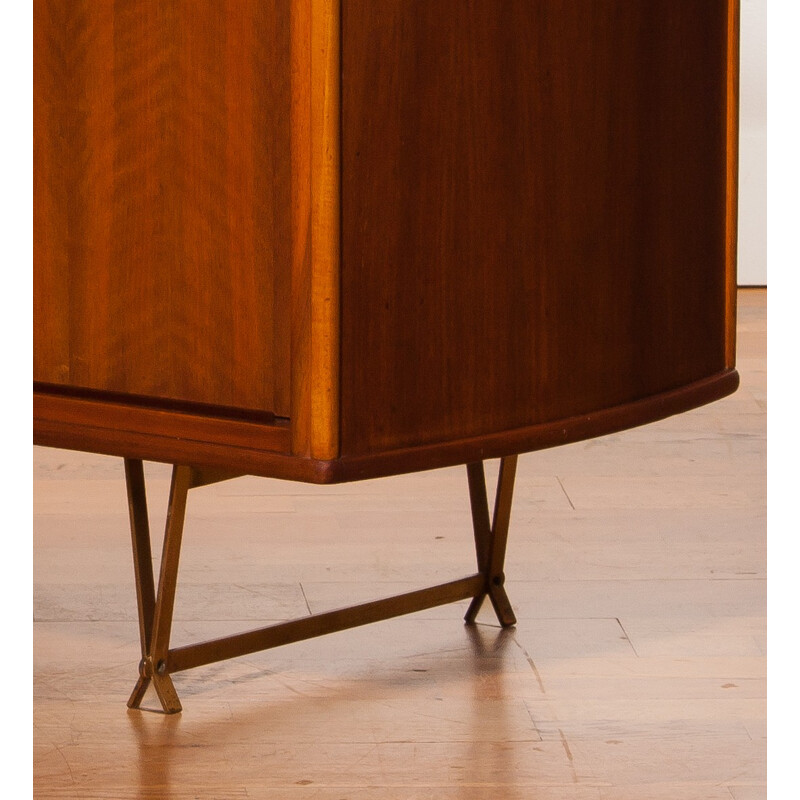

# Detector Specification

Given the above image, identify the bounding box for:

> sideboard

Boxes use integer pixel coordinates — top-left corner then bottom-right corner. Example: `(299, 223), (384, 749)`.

(34, 0), (740, 712)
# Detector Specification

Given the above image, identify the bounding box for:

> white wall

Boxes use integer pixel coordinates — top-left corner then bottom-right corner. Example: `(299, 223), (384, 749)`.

(738, 0), (767, 285)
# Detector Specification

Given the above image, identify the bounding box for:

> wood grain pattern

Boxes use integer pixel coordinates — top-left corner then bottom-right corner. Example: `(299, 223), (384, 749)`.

(33, 0), (292, 415)
(340, 0), (734, 457)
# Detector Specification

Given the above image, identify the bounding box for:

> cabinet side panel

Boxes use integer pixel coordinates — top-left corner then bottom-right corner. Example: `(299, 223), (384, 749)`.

(33, 0), (292, 416)
(340, 0), (732, 456)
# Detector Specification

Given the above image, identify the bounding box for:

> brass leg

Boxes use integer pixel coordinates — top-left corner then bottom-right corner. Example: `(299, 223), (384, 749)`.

(465, 461), (492, 622)
(124, 459), (155, 708)
(464, 456), (518, 627)
(125, 461), (192, 714)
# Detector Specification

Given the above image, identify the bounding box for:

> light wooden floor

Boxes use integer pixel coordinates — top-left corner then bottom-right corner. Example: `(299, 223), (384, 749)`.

(33, 290), (766, 800)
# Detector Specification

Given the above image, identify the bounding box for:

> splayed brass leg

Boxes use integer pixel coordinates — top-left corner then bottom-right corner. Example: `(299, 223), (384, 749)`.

(465, 456), (518, 627)
(125, 460), (192, 714)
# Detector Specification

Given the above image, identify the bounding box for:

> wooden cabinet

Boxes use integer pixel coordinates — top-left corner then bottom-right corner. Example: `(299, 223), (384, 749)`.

(34, 1), (741, 712)
(34, 0), (739, 483)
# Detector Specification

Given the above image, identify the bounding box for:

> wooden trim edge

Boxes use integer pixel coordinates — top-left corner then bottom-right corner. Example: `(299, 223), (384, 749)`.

(290, 0), (341, 461)
(725, 0), (740, 368)
(289, 0), (313, 457)
(310, 0), (341, 459)
(34, 390), (291, 456)
(328, 370), (741, 482)
(35, 369), (738, 485)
